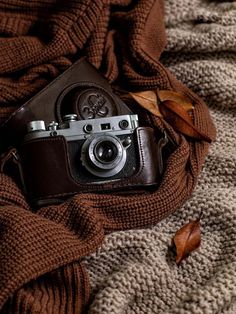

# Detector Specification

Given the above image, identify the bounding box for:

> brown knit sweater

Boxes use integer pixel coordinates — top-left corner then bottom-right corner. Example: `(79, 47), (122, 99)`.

(0, 0), (215, 313)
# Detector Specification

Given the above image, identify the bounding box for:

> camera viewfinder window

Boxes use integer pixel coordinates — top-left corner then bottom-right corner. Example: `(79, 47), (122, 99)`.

(101, 123), (111, 130)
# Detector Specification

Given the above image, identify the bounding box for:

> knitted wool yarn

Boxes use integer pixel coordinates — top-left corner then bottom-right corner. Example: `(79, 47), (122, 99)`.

(84, 0), (236, 313)
(0, 0), (215, 313)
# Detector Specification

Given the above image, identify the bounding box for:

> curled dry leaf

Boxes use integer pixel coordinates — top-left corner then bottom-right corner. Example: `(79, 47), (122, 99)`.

(129, 91), (163, 117)
(173, 217), (201, 266)
(129, 90), (193, 118)
(129, 89), (212, 143)
(160, 100), (212, 143)
(157, 90), (194, 112)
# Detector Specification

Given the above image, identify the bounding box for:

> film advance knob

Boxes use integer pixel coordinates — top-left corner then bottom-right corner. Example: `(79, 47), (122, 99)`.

(27, 120), (46, 132)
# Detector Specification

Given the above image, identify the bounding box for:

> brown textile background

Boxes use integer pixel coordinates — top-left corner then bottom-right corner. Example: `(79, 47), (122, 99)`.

(0, 0), (215, 313)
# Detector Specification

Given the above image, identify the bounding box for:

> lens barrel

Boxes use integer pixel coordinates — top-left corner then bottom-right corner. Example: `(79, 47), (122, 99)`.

(81, 135), (127, 178)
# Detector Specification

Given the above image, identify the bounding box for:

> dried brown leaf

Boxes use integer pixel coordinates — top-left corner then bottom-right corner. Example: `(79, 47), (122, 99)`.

(129, 91), (163, 117)
(173, 217), (201, 266)
(160, 100), (212, 143)
(157, 90), (194, 112)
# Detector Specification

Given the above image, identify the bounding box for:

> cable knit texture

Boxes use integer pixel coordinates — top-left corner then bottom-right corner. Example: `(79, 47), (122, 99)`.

(84, 1), (236, 313)
(0, 0), (216, 313)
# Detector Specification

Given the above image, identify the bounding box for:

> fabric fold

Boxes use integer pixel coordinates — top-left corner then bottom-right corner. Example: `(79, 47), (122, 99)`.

(0, 0), (215, 312)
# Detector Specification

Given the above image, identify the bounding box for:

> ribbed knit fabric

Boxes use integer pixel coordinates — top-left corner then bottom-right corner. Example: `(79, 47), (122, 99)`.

(0, 0), (215, 313)
(1, 263), (90, 314)
(83, 1), (236, 313)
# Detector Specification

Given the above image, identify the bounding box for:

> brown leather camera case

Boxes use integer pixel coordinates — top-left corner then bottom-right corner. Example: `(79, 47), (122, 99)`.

(20, 127), (160, 206)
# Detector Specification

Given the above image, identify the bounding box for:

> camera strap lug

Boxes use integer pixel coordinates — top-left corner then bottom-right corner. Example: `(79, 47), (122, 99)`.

(157, 131), (169, 176)
(0, 147), (27, 195)
(0, 147), (17, 172)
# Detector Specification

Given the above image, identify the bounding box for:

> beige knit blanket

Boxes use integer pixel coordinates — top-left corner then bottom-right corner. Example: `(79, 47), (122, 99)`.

(84, 1), (236, 313)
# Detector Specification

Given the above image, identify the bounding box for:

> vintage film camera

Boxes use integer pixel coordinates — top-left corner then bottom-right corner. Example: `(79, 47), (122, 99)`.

(25, 114), (140, 180)
(0, 59), (166, 206)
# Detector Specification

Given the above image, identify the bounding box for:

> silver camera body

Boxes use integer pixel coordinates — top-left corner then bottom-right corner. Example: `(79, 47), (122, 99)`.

(26, 114), (139, 179)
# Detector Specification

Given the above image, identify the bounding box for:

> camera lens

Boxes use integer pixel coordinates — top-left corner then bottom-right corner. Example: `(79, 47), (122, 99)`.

(81, 135), (127, 178)
(94, 141), (118, 164)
